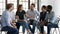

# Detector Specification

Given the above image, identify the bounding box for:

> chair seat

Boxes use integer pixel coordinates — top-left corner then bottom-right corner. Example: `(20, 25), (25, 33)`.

(1, 31), (7, 34)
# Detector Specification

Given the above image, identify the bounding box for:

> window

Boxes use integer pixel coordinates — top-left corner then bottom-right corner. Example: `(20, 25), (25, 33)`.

(0, 0), (5, 15)
(0, 0), (39, 15)
(19, 0), (38, 11)
(7, 0), (17, 13)
(19, 0), (28, 11)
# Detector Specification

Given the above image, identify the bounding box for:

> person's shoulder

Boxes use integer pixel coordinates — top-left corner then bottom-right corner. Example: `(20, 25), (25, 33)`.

(3, 10), (6, 13)
(34, 9), (38, 12)
(22, 10), (25, 11)
(51, 11), (54, 14)
(16, 11), (19, 13)
(27, 9), (30, 13)
(22, 10), (26, 14)
(22, 10), (25, 12)
(4, 10), (9, 14)
(45, 12), (47, 14)
(40, 12), (42, 13)
(27, 9), (30, 11)
(40, 12), (42, 14)
(51, 11), (54, 12)
(2, 10), (6, 15)
(3, 10), (10, 16)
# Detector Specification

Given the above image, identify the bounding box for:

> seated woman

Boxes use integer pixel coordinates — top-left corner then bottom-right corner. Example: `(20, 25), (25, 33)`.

(39, 5), (47, 34)
(16, 5), (31, 34)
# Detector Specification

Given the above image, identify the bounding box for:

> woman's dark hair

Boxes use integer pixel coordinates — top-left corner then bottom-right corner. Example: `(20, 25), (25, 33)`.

(47, 5), (52, 10)
(6, 3), (13, 10)
(41, 5), (46, 9)
(17, 4), (22, 12)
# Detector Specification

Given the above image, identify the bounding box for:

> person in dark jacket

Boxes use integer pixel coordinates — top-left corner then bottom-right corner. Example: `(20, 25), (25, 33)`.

(40, 5), (47, 34)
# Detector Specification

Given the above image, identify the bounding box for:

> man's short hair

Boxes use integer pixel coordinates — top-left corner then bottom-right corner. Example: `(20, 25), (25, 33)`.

(6, 3), (13, 10)
(47, 5), (52, 10)
(31, 3), (35, 7)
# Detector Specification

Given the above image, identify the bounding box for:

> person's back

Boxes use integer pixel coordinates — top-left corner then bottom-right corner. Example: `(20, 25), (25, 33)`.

(1, 3), (18, 34)
(1, 10), (12, 27)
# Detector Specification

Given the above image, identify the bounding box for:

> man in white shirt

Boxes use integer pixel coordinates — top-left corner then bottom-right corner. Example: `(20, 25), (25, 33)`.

(27, 3), (40, 34)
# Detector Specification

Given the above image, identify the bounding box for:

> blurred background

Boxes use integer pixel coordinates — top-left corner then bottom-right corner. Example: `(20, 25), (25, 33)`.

(0, 0), (60, 16)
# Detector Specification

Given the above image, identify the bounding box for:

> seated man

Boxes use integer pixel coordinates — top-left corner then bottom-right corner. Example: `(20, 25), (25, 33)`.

(47, 16), (59, 34)
(1, 3), (18, 34)
(26, 3), (40, 34)
(45, 5), (58, 34)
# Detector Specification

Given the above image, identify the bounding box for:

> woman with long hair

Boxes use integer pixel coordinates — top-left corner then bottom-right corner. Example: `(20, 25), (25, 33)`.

(16, 5), (31, 34)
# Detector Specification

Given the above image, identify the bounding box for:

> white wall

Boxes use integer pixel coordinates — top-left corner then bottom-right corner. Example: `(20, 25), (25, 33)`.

(53, 0), (60, 16)
(40, 0), (60, 16)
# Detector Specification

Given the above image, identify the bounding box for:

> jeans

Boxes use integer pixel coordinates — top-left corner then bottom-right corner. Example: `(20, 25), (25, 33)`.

(16, 21), (29, 33)
(28, 19), (37, 34)
(40, 26), (44, 34)
(37, 22), (44, 34)
(47, 23), (58, 34)
(1, 26), (18, 34)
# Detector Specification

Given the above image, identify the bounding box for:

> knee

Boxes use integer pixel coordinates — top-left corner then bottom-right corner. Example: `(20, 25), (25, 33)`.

(14, 28), (18, 32)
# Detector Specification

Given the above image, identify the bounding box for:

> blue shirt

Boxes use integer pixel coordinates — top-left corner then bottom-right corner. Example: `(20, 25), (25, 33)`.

(45, 11), (54, 22)
(51, 16), (59, 24)
(1, 10), (12, 27)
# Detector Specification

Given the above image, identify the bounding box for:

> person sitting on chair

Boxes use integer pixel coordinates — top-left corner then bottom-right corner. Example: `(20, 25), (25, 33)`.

(1, 3), (18, 34)
(16, 5), (31, 34)
(26, 3), (40, 34)
(39, 5), (47, 34)
(45, 5), (58, 34)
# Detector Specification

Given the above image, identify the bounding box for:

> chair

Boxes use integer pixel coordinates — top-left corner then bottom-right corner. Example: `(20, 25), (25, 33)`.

(0, 15), (7, 34)
(50, 17), (60, 34)
(0, 23), (7, 34)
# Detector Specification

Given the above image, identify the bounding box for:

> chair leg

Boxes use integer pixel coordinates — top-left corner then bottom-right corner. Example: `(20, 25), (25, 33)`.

(53, 28), (56, 34)
(56, 28), (57, 34)
(1, 31), (7, 34)
(53, 28), (59, 34)
(58, 28), (60, 34)
(50, 28), (53, 34)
